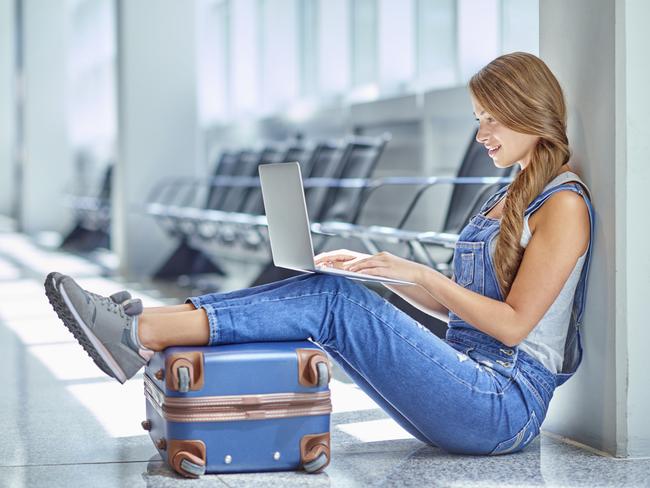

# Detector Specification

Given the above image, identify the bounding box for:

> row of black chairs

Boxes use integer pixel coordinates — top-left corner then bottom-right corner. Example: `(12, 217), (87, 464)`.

(147, 134), (391, 279)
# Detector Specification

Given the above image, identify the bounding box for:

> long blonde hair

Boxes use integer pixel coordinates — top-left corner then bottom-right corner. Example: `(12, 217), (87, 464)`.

(469, 52), (570, 298)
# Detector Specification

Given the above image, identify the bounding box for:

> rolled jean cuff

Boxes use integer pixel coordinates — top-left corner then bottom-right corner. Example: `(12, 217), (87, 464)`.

(186, 297), (221, 346)
(204, 306), (237, 345)
(185, 296), (203, 308)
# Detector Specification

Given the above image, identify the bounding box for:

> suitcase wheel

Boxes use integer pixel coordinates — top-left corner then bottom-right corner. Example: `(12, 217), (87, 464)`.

(179, 457), (206, 477)
(177, 366), (190, 393)
(316, 361), (329, 387)
(303, 452), (329, 474)
(168, 440), (207, 478)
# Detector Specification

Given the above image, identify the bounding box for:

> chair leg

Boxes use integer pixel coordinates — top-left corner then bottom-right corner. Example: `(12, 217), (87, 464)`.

(153, 238), (226, 279)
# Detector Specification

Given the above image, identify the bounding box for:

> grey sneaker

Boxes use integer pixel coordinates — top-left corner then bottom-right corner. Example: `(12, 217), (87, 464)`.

(48, 272), (132, 305)
(44, 272), (145, 383)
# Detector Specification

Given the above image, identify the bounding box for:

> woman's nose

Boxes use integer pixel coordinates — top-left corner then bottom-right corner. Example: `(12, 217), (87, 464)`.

(476, 124), (489, 144)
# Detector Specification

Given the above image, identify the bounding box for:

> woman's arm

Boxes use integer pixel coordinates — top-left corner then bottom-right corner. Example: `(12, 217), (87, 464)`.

(346, 191), (590, 346)
(382, 282), (450, 323)
(314, 250), (450, 322)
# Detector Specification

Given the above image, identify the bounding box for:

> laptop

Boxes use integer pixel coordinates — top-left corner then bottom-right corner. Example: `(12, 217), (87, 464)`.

(258, 162), (416, 286)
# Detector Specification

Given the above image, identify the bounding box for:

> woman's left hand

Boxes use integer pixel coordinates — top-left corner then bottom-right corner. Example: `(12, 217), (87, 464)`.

(344, 251), (426, 285)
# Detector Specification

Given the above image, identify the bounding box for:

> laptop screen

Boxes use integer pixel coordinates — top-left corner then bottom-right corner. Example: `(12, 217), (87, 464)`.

(258, 162), (317, 271)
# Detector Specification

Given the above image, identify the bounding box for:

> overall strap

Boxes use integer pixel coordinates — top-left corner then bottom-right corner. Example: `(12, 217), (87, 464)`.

(524, 177), (595, 387)
(524, 180), (595, 326)
(479, 185), (510, 215)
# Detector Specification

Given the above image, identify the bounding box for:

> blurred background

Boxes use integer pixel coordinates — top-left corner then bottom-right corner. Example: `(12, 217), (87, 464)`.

(1, 1), (649, 486)
(0, 0), (538, 284)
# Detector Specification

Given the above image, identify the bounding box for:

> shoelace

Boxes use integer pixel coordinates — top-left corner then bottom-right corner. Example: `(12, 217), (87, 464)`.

(94, 294), (126, 318)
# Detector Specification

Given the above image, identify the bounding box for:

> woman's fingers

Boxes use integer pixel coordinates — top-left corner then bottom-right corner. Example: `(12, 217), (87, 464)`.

(314, 253), (358, 267)
(346, 253), (382, 270)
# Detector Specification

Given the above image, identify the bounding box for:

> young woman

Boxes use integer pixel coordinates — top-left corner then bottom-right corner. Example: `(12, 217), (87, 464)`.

(45, 52), (593, 456)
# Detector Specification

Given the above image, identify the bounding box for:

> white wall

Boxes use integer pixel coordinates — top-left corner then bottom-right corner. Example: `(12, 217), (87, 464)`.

(540, 0), (650, 458)
(21, 0), (73, 234)
(621, 0), (650, 458)
(0, 0), (15, 217)
(114, 0), (200, 278)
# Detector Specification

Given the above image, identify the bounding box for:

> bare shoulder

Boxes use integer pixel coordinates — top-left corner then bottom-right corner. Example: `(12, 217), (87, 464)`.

(529, 188), (590, 256)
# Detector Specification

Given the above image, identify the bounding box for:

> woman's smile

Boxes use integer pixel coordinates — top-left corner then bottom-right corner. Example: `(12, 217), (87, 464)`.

(487, 145), (502, 157)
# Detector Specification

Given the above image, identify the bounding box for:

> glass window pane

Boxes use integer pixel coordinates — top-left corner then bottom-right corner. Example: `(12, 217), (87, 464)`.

(351, 0), (378, 87)
(66, 0), (116, 155)
(197, 0), (229, 124)
(299, 0), (318, 98)
(377, 0), (415, 89)
(501, 0), (539, 55)
(230, 0), (260, 115)
(416, 0), (457, 88)
(259, 0), (299, 113)
(457, 0), (500, 82)
(317, 0), (351, 97)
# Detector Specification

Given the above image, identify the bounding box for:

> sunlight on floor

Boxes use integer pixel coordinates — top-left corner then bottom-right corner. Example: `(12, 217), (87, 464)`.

(337, 418), (413, 443)
(66, 377), (148, 438)
(330, 379), (380, 413)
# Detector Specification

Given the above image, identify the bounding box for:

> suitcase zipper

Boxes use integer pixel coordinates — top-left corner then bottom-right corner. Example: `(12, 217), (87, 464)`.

(144, 374), (331, 423)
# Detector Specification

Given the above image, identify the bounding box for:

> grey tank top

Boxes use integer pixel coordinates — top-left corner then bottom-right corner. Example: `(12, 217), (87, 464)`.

(488, 171), (588, 373)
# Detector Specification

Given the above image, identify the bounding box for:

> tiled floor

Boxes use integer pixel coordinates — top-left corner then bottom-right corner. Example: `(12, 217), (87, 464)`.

(1, 227), (649, 487)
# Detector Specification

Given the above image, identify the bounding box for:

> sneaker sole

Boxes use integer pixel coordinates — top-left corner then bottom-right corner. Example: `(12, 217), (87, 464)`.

(44, 272), (128, 383)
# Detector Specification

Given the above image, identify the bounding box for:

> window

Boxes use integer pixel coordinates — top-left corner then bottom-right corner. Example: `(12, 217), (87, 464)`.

(259, 0), (300, 114)
(229, 0), (260, 116)
(350, 0), (378, 89)
(66, 0), (116, 155)
(197, 0), (540, 122)
(415, 0), (457, 89)
(457, 0), (500, 82)
(377, 0), (415, 91)
(197, 0), (230, 124)
(501, 0), (539, 55)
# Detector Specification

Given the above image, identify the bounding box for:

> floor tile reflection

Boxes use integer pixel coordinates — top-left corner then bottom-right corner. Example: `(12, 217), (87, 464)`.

(1, 228), (650, 487)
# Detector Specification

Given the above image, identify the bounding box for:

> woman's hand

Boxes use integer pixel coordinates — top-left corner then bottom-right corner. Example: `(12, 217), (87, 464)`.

(314, 249), (372, 270)
(322, 250), (426, 285)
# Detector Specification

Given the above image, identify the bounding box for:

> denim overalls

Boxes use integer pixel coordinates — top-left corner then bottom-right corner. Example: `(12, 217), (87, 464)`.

(444, 173), (595, 453)
(188, 174), (594, 456)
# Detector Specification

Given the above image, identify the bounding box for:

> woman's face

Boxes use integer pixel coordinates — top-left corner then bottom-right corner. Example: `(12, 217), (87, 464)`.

(471, 96), (540, 169)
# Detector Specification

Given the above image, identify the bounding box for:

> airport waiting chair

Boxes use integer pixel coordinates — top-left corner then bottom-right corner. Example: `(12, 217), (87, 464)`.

(168, 134), (385, 253)
(148, 137), (326, 279)
(61, 164), (113, 252)
(249, 134), (391, 287)
(313, 130), (516, 274)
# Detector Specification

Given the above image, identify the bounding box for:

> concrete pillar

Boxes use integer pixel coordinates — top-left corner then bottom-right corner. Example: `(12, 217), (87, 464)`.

(21, 0), (73, 234)
(0, 0), (15, 218)
(540, 0), (650, 457)
(114, 0), (199, 279)
(618, 0), (650, 458)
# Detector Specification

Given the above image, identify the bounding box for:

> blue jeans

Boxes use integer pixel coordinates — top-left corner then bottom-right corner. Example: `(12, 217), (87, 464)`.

(188, 273), (552, 455)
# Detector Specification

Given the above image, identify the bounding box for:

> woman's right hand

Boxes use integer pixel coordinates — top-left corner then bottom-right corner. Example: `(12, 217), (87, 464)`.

(314, 249), (372, 270)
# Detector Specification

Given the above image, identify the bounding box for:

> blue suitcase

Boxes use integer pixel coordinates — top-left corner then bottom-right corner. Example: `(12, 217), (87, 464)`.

(142, 341), (332, 478)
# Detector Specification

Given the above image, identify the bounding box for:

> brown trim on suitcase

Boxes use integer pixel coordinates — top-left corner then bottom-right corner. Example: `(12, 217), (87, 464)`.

(165, 351), (205, 392)
(296, 349), (331, 387)
(168, 439), (206, 478)
(144, 375), (332, 423)
(300, 432), (331, 471)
